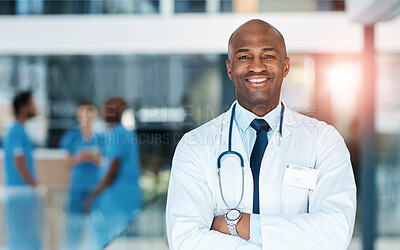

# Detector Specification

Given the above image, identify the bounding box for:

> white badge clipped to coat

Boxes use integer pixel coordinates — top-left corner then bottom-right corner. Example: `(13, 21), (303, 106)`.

(283, 164), (319, 190)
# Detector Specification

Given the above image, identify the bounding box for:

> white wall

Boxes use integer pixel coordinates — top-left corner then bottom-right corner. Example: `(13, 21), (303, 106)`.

(376, 14), (400, 53)
(0, 13), (364, 55)
(1, 12), (399, 55)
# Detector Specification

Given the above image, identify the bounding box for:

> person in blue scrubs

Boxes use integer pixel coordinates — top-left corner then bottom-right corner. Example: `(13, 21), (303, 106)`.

(59, 101), (103, 248)
(3, 91), (42, 250)
(84, 97), (143, 248)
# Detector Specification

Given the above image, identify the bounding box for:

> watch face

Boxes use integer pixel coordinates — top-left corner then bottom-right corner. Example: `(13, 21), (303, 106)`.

(226, 209), (241, 221)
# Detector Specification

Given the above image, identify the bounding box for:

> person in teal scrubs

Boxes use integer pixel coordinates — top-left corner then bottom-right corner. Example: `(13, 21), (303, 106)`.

(3, 91), (42, 250)
(84, 97), (143, 248)
(59, 101), (103, 248)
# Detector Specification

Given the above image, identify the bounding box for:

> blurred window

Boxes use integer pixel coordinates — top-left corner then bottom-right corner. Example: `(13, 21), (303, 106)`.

(175, 0), (206, 13)
(0, 1), (15, 14)
(42, 0), (160, 14)
(0, 0), (346, 15)
(376, 54), (400, 237)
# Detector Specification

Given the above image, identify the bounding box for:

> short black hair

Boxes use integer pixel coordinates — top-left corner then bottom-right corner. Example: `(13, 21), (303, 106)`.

(78, 100), (96, 108)
(102, 97), (127, 124)
(12, 91), (32, 117)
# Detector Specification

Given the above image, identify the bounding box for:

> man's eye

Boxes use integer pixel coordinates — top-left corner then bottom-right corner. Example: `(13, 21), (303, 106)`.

(265, 55), (274, 59)
(238, 56), (249, 60)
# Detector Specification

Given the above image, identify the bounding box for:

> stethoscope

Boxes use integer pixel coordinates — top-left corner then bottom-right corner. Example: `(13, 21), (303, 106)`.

(217, 102), (285, 209)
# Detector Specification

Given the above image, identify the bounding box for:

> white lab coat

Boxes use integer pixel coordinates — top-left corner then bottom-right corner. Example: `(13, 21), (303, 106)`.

(166, 101), (357, 250)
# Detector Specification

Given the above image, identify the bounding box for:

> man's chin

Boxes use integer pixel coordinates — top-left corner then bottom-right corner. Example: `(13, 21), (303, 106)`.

(248, 95), (272, 105)
(249, 101), (272, 110)
(244, 95), (280, 109)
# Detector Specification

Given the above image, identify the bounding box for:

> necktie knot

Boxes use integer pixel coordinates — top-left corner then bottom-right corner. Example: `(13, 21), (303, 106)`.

(250, 119), (270, 133)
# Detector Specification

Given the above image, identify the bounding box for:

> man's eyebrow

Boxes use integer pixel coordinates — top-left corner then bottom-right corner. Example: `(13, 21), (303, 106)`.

(234, 47), (278, 55)
(234, 48), (250, 55)
(262, 47), (278, 52)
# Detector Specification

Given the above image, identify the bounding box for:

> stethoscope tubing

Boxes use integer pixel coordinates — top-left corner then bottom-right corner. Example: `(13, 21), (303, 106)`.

(217, 102), (285, 209)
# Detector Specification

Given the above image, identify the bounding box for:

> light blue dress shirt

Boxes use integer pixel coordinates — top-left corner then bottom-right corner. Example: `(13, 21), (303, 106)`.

(234, 101), (282, 246)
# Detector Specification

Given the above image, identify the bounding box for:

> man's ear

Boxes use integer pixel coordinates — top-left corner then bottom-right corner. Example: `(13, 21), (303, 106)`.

(283, 57), (290, 77)
(226, 59), (232, 80)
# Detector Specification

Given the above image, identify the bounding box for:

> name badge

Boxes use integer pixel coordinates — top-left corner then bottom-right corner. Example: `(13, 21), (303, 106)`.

(283, 164), (319, 190)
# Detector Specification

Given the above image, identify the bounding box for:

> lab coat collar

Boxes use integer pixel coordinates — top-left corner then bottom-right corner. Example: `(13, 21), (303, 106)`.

(219, 101), (249, 161)
(235, 101), (282, 134)
(280, 100), (296, 140)
(221, 100), (295, 143)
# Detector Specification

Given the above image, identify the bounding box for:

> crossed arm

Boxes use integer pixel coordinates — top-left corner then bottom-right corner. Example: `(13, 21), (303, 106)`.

(166, 135), (260, 249)
(167, 128), (356, 249)
(211, 212), (250, 240)
(65, 152), (101, 168)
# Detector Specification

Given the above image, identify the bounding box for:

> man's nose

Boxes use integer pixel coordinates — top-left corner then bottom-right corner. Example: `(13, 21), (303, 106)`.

(248, 57), (266, 72)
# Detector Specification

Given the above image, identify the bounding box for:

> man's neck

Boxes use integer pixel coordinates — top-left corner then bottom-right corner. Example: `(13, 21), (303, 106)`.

(16, 115), (27, 124)
(237, 99), (279, 117)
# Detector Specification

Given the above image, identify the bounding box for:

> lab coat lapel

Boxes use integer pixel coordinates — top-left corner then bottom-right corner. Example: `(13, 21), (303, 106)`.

(222, 101), (295, 154)
(220, 101), (249, 163)
(258, 103), (298, 214)
(230, 120), (249, 163)
(230, 115), (255, 212)
(216, 102), (297, 213)
(267, 101), (295, 148)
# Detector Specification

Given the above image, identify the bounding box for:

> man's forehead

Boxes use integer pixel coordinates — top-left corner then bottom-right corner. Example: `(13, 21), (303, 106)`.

(231, 21), (279, 40)
(228, 20), (285, 56)
(229, 33), (284, 57)
(230, 35), (280, 48)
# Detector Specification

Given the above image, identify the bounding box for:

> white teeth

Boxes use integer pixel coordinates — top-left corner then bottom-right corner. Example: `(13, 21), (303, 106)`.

(249, 78), (267, 83)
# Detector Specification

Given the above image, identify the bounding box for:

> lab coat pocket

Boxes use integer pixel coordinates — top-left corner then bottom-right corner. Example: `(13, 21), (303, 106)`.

(281, 164), (316, 214)
(283, 184), (309, 214)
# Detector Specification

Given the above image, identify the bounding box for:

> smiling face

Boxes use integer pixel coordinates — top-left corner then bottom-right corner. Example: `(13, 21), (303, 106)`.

(226, 19), (290, 116)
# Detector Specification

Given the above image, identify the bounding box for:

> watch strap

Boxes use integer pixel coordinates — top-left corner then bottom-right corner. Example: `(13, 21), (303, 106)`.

(225, 209), (241, 237)
(227, 220), (239, 236)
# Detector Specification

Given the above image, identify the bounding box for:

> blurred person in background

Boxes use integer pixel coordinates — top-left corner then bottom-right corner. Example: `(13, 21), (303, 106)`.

(2, 91), (42, 249)
(84, 97), (143, 248)
(59, 101), (103, 248)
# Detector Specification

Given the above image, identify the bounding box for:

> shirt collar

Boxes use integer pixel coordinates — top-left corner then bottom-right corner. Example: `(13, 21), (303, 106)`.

(234, 101), (282, 133)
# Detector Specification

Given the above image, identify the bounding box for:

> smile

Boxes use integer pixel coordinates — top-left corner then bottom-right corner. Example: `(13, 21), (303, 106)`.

(248, 78), (267, 83)
(246, 75), (271, 84)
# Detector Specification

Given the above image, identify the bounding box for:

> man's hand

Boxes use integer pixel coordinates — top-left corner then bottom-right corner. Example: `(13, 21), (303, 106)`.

(76, 152), (101, 165)
(211, 212), (250, 240)
(76, 152), (91, 163)
(211, 214), (229, 234)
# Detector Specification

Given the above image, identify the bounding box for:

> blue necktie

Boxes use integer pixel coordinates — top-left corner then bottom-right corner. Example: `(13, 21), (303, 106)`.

(250, 119), (270, 214)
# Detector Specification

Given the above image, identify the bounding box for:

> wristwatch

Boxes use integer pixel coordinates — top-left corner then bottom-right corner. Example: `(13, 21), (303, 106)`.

(225, 208), (242, 236)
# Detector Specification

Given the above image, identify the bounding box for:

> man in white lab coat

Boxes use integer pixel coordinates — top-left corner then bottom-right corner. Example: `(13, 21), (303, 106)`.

(166, 19), (356, 250)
